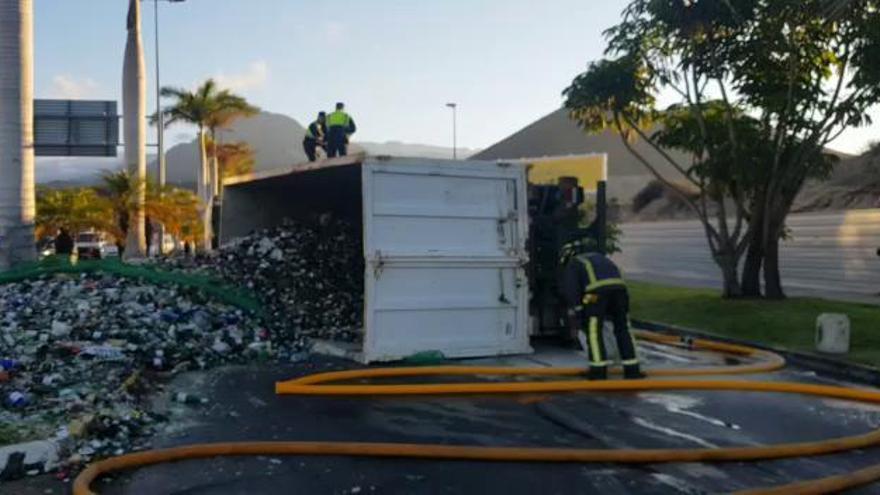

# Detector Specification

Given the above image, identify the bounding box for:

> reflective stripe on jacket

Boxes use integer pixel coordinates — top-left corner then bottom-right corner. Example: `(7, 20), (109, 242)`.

(304, 121), (324, 140)
(576, 253), (626, 294)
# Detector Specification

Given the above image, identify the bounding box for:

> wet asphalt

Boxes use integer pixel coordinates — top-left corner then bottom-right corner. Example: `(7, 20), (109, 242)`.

(6, 341), (880, 495)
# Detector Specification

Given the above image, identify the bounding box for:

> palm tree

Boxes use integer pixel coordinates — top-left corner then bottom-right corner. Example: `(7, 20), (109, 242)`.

(0, 0), (36, 268)
(156, 79), (257, 250)
(122, 0), (147, 258)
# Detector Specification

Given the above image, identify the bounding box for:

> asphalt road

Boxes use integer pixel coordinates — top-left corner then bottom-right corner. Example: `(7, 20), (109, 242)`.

(10, 342), (879, 495)
(618, 208), (880, 303)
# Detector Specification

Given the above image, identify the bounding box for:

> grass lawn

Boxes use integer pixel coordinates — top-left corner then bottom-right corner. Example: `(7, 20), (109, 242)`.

(629, 281), (880, 367)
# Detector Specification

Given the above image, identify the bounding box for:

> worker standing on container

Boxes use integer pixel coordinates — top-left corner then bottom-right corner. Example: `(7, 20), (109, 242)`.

(326, 102), (356, 158)
(559, 240), (644, 380)
(302, 112), (327, 162)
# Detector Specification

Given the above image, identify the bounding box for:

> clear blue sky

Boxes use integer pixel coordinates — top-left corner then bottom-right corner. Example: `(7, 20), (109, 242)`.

(33, 0), (878, 154)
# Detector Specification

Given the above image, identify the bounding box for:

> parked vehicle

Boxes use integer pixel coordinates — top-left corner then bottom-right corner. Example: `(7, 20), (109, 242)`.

(75, 232), (117, 259)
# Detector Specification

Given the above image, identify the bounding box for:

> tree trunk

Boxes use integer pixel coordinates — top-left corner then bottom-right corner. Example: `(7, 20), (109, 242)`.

(716, 252), (743, 298)
(762, 201), (791, 300)
(211, 136), (220, 198)
(763, 233), (784, 299)
(741, 223), (763, 297)
(0, 0), (36, 269)
(122, 0), (146, 259)
(210, 134), (219, 249)
(197, 128), (212, 251)
(741, 243), (763, 297)
(740, 187), (768, 297)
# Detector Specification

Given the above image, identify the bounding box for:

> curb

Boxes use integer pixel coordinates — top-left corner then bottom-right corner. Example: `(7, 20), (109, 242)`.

(633, 319), (880, 387)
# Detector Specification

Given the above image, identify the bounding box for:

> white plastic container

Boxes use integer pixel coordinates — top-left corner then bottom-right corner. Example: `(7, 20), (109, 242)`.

(815, 313), (850, 354)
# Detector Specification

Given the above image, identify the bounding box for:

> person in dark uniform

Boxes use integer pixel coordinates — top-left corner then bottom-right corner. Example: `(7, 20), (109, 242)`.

(54, 228), (74, 256)
(302, 112), (327, 162)
(326, 102), (356, 158)
(559, 241), (644, 380)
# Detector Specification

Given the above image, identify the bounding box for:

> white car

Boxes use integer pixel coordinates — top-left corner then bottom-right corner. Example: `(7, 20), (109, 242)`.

(75, 232), (118, 259)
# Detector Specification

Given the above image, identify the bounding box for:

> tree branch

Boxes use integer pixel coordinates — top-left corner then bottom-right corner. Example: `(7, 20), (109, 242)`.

(613, 113), (720, 244)
(716, 78), (740, 159)
(789, 45), (853, 172)
(621, 113), (702, 188)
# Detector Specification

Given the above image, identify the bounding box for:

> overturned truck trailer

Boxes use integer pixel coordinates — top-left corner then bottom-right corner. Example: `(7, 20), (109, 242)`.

(221, 155), (532, 363)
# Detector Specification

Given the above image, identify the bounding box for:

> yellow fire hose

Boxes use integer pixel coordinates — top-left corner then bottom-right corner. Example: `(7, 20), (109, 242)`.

(73, 331), (880, 495)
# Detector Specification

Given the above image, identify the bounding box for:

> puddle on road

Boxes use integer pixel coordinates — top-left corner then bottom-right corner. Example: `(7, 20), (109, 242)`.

(650, 472), (704, 494)
(782, 370), (880, 421)
(631, 416), (718, 448)
(639, 343), (698, 364)
(639, 393), (741, 430)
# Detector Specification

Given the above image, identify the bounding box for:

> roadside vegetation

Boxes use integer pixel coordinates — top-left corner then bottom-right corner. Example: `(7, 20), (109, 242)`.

(629, 281), (880, 366)
(155, 79), (259, 251)
(565, 0), (880, 299)
(36, 172), (202, 256)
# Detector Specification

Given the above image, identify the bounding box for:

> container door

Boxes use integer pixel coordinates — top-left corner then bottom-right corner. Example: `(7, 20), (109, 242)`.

(362, 158), (531, 362)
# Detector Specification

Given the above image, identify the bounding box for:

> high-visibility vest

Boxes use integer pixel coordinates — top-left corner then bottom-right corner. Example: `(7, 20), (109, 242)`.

(327, 110), (351, 128)
(576, 253), (626, 294)
(305, 122), (323, 140)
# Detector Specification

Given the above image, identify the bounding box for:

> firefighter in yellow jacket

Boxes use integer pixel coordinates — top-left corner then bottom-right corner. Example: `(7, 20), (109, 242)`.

(559, 241), (644, 380)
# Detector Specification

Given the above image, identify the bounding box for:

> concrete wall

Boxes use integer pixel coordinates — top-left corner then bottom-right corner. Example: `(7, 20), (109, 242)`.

(617, 208), (880, 301)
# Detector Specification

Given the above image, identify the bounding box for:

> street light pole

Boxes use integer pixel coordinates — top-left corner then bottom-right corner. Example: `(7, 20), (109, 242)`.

(446, 102), (457, 160)
(146, 0), (184, 254)
(153, 0), (164, 191)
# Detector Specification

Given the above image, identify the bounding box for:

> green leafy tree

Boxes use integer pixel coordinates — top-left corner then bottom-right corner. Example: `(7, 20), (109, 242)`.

(35, 187), (113, 240)
(578, 201), (622, 255)
(565, 0), (880, 298)
(145, 183), (203, 251)
(565, 58), (753, 297)
(36, 173), (202, 257)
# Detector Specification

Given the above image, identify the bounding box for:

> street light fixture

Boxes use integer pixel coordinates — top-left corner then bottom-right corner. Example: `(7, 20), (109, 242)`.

(445, 102), (457, 160)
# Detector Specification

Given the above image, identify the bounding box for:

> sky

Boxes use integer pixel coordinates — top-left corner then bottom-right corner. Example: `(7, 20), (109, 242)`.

(34, 0), (879, 155)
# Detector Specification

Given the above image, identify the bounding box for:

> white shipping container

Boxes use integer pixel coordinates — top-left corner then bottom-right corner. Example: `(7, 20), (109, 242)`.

(221, 156), (533, 362)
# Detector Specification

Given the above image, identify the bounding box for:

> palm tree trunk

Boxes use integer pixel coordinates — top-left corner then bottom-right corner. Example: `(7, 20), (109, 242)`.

(209, 129), (219, 249)
(197, 127), (212, 251)
(0, 0), (36, 269)
(211, 129), (220, 197)
(122, 0), (146, 258)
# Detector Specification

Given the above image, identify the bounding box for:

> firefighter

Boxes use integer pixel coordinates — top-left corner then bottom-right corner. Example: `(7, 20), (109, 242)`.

(559, 241), (644, 380)
(326, 102), (356, 158)
(302, 112), (327, 162)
